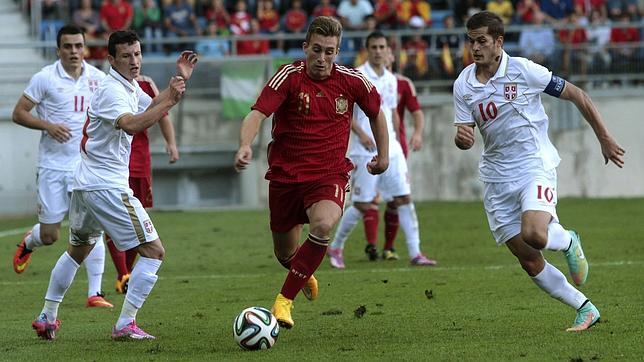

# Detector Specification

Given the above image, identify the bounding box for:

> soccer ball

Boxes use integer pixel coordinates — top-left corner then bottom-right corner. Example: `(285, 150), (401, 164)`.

(232, 307), (279, 350)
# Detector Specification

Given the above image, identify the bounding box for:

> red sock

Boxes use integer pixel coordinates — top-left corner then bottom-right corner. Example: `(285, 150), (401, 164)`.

(277, 247), (299, 270)
(363, 209), (379, 246)
(280, 235), (328, 300)
(125, 248), (138, 273)
(106, 235), (128, 279)
(384, 209), (399, 250)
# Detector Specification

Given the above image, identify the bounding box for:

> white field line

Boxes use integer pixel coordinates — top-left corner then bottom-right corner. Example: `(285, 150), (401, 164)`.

(0, 260), (642, 286)
(0, 221), (69, 238)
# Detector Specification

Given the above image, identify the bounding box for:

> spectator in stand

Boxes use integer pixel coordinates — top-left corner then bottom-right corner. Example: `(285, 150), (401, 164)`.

(434, 14), (463, 77)
(573, 0), (607, 17)
(586, 9), (612, 73)
(230, 0), (252, 35)
(454, 0), (485, 25)
(516, 0), (541, 23)
(237, 18), (270, 55)
(313, 0), (338, 18)
(100, 0), (134, 33)
(134, 0), (164, 53)
(609, 12), (640, 71)
(73, 0), (105, 59)
(195, 21), (231, 56)
(337, 0), (374, 30)
(487, 0), (514, 24)
(398, 0), (432, 28)
(540, 0), (573, 23)
(353, 15), (379, 66)
(283, 0), (308, 51)
(519, 10), (556, 66)
(42, 0), (62, 21)
(258, 0), (281, 34)
(163, 0), (202, 48)
(559, 11), (589, 76)
(400, 31), (429, 79)
(373, 0), (400, 29)
(205, 0), (231, 34)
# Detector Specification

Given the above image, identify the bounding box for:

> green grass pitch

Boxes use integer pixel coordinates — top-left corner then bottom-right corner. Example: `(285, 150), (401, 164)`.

(0, 199), (642, 361)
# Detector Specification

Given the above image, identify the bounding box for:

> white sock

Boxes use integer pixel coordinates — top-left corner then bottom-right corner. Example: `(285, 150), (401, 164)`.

(25, 224), (44, 250)
(545, 222), (572, 251)
(398, 203), (421, 258)
(42, 300), (60, 323)
(118, 257), (161, 328)
(84, 236), (105, 297)
(43, 252), (81, 319)
(531, 261), (587, 309)
(330, 206), (362, 250)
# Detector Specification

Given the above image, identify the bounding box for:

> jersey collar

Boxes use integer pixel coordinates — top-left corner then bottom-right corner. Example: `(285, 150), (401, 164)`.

(467, 50), (509, 87)
(108, 67), (137, 92)
(55, 60), (88, 81)
(361, 61), (387, 80)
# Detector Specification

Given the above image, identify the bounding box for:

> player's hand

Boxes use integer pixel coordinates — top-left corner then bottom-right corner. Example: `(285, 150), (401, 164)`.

(366, 155), (388, 175)
(599, 135), (625, 168)
(234, 145), (253, 172)
(455, 125), (475, 150)
(359, 134), (376, 152)
(410, 132), (423, 151)
(176, 51), (198, 81)
(166, 143), (179, 163)
(46, 122), (72, 143)
(169, 76), (186, 103)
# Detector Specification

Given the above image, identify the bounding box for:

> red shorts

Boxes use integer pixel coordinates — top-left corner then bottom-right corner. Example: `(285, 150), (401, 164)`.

(268, 174), (349, 233)
(129, 176), (153, 208)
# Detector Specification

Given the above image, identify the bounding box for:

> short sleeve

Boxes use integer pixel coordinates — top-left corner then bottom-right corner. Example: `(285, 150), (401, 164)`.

(23, 71), (48, 104)
(402, 79), (421, 113)
(136, 86), (153, 114)
(251, 64), (292, 117)
(523, 59), (552, 92)
(453, 78), (474, 125)
(355, 82), (381, 120)
(94, 88), (134, 127)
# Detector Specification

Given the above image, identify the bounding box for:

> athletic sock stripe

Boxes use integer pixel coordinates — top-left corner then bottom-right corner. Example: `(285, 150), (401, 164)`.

(308, 233), (330, 246)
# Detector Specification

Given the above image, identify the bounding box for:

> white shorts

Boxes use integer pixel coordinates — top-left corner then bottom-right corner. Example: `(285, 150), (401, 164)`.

(349, 152), (411, 203)
(483, 169), (559, 245)
(37, 168), (73, 224)
(69, 189), (159, 251)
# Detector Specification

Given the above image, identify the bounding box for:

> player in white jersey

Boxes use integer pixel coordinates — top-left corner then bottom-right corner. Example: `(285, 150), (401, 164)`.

(12, 25), (113, 308)
(453, 11), (625, 332)
(30, 30), (198, 341)
(327, 31), (436, 268)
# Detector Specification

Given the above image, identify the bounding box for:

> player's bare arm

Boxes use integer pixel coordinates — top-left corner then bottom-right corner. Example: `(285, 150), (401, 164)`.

(410, 109), (425, 151)
(455, 124), (475, 150)
(366, 109), (389, 175)
(175, 51), (199, 82)
(351, 117), (375, 152)
(235, 110), (266, 172)
(118, 76), (186, 134)
(12, 95), (71, 143)
(559, 80), (626, 168)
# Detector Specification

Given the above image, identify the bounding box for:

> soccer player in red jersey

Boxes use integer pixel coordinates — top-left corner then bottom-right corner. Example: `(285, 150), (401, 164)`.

(234, 16), (390, 329)
(106, 74), (179, 294)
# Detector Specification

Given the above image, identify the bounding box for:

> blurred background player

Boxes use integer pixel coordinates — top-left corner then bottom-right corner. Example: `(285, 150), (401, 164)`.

(327, 32), (436, 268)
(12, 24), (112, 308)
(106, 74), (180, 295)
(453, 11), (625, 331)
(30, 30), (197, 340)
(234, 16), (389, 329)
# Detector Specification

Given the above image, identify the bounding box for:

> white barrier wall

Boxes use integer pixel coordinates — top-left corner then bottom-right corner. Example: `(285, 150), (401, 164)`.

(1, 90), (643, 216)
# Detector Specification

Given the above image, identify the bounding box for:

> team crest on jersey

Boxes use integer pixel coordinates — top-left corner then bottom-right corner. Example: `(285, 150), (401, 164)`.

(88, 79), (99, 92)
(335, 96), (348, 114)
(143, 219), (154, 234)
(504, 83), (517, 101)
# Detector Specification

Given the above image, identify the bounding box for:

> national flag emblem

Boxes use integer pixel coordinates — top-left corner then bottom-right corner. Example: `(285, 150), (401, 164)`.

(143, 220), (154, 234)
(504, 83), (517, 101)
(335, 96), (348, 114)
(88, 79), (99, 92)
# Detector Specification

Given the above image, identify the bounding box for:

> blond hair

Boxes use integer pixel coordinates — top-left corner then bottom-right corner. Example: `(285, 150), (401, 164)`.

(305, 16), (343, 48)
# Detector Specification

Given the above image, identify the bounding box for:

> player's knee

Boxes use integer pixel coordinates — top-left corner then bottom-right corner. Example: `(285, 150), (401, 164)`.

(41, 231), (59, 245)
(386, 201), (398, 212)
(353, 202), (371, 213)
(309, 222), (333, 240)
(393, 195), (411, 206)
(139, 241), (165, 260)
(517, 255), (544, 276)
(521, 227), (548, 249)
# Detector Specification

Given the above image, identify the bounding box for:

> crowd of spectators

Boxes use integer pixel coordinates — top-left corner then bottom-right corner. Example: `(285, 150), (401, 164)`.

(35, 0), (644, 80)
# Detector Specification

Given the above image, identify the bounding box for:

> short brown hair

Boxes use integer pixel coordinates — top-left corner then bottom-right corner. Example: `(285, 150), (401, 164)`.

(466, 11), (504, 39)
(305, 16), (343, 48)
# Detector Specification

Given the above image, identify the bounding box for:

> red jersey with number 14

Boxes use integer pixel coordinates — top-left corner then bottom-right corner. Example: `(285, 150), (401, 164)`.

(253, 61), (382, 183)
(129, 78), (154, 177)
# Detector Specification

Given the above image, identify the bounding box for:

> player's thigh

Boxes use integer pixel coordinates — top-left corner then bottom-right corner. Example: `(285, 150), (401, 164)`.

(268, 181), (308, 233)
(85, 189), (159, 251)
(303, 174), (348, 235)
(69, 190), (103, 247)
(349, 156), (379, 203)
(379, 152), (411, 201)
(483, 179), (523, 245)
(37, 168), (71, 224)
(519, 169), (559, 223)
